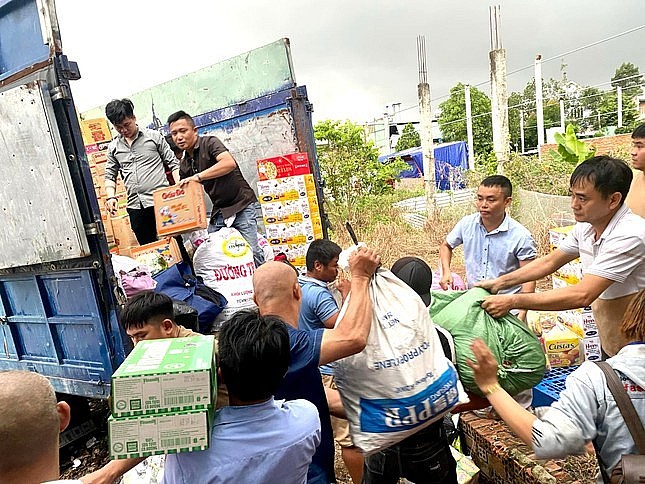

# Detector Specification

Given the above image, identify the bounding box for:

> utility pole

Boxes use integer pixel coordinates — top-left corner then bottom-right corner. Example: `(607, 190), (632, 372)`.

(520, 110), (525, 153)
(417, 35), (436, 209)
(535, 54), (545, 158)
(465, 84), (475, 170)
(617, 86), (623, 128)
(560, 99), (566, 131)
(383, 107), (391, 153)
(489, 5), (509, 174)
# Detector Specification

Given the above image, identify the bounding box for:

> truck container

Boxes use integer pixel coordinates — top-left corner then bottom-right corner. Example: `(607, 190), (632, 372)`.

(0, 0), (324, 398)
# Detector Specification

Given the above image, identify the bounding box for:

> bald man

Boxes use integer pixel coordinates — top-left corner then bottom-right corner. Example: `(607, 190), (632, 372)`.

(252, 245), (380, 484)
(0, 371), (76, 484)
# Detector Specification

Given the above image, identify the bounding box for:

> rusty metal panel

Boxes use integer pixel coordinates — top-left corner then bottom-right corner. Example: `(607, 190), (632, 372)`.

(0, 80), (89, 269)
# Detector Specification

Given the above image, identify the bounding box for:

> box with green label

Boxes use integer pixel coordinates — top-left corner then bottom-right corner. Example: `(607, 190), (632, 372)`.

(108, 408), (212, 459)
(111, 336), (216, 417)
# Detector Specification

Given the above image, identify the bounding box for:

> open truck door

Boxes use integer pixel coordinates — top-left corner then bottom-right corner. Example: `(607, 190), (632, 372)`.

(0, 0), (126, 397)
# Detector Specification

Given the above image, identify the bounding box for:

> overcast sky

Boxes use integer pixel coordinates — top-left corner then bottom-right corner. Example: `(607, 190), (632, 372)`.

(55, 0), (645, 125)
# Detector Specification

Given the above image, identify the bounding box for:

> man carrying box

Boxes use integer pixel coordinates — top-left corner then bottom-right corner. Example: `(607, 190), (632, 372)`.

(105, 99), (180, 245)
(162, 310), (321, 483)
(479, 156), (645, 357)
(167, 110), (264, 267)
(81, 291), (226, 484)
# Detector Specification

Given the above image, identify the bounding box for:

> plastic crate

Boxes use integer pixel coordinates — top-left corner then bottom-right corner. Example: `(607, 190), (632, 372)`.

(532, 366), (578, 407)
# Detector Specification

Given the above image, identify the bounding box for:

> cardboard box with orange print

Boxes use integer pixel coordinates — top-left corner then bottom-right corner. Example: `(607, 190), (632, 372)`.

(153, 182), (207, 237)
(81, 118), (112, 146)
(129, 238), (183, 268)
(257, 152), (310, 181)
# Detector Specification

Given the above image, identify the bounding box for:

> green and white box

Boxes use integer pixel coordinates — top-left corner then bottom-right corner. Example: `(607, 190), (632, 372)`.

(111, 336), (216, 417)
(109, 409), (211, 459)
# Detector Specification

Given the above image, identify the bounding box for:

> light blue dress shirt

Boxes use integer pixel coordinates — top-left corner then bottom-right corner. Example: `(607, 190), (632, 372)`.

(162, 398), (321, 484)
(446, 212), (536, 294)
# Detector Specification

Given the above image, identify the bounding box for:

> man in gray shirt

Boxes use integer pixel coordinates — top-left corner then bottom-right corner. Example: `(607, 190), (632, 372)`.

(104, 99), (180, 245)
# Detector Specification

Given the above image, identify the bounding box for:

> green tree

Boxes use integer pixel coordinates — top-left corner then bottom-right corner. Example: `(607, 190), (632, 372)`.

(438, 83), (493, 156)
(612, 62), (643, 101)
(395, 123), (421, 151)
(314, 120), (406, 207)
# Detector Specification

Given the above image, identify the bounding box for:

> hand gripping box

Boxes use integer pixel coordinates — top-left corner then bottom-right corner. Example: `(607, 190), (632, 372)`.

(153, 182), (207, 237)
(111, 336), (216, 417)
(109, 408), (211, 460)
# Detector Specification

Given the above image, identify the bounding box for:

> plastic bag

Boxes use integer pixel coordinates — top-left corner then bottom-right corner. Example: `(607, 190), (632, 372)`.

(333, 266), (468, 455)
(429, 287), (546, 397)
(119, 269), (156, 298)
(194, 228), (256, 329)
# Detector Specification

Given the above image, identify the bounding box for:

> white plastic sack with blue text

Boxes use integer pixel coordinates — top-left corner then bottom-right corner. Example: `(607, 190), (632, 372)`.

(333, 267), (468, 455)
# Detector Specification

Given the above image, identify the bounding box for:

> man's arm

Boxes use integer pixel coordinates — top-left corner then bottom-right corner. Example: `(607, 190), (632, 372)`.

(481, 273), (614, 317)
(318, 247), (380, 366)
(478, 249), (576, 294)
(179, 151), (237, 186)
(104, 149), (120, 216)
(516, 258), (537, 322)
(80, 457), (145, 484)
(439, 241), (455, 290)
(467, 339), (536, 445)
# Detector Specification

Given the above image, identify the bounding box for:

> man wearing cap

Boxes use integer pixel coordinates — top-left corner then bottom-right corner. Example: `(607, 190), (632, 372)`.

(297, 239), (363, 483)
(439, 175), (537, 321)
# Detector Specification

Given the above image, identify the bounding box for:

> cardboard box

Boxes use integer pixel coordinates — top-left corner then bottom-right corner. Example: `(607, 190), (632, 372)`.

(111, 215), (139, 250)
(543, 325), (581, 368)
(111, 336), (216, 417)
(153, 182), (207, 237)
(257, 152), (310, 180)
(451, 447), (480, 484)
(582, 336), (602, 362)
(129, 238), (183, 268)
(81, 118), (112, 146)
(109, 409), (211, 460)
(257, 174), (316, 203)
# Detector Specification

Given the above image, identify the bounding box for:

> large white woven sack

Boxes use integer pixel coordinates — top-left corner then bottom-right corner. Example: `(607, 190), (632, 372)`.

(333, 266), (468, 455)
(193, 228), (256, 323)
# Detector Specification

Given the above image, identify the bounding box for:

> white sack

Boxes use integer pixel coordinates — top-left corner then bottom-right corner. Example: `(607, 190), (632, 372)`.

(333, 266), (468, 455)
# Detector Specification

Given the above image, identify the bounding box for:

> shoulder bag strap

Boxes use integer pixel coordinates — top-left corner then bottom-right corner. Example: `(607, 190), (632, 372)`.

(595, 361), (645, 454)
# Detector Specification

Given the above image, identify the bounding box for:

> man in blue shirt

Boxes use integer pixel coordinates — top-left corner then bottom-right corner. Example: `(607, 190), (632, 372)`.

(253, 246), (380, 484)
(439, 175), (536, 321)
(163, 310), (321, 484)
(298, 240), (362, 483)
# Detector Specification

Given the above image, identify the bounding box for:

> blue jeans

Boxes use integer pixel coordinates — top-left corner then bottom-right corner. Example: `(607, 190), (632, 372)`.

(362, 422), (457, 484)
(208, 202), (264, 267)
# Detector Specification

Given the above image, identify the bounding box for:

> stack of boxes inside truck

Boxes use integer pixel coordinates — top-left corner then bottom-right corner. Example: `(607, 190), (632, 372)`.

(109, 336), (216, 460)
(527, 225), (602, 371)
(80, 118), (206, 272)
(256, 153), (323, 272)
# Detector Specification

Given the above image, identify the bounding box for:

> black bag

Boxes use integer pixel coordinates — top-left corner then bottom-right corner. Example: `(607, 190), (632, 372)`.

(595, 361), (645, 484)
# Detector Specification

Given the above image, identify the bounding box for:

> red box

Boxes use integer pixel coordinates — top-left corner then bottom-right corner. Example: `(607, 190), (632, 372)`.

(257, 153), (310, 180)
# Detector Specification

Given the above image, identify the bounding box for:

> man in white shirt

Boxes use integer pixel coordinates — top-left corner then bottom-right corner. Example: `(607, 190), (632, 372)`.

(480, 156), (645, 356)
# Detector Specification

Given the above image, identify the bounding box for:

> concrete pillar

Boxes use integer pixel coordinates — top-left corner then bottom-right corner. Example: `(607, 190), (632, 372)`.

(465, 85), (475, 170)
(535, 55), (545, 156)
(418, 82), (435, 200)
(490, 48), (509, 174)
(520, 110), (525, 153)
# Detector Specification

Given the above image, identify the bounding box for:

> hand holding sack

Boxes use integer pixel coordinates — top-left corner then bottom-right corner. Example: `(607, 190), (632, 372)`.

(333, 260), (468, 455)
(430, 287), (546, 397)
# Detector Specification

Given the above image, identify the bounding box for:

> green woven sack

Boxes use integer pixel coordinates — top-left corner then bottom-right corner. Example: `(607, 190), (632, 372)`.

(429, 287), (546, 397)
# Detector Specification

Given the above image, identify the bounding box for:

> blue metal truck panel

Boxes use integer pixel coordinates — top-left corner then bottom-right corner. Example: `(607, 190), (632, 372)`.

(0, 0), (126, 397)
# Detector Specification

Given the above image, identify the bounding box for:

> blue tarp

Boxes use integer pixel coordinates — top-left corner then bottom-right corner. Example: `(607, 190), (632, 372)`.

(378, 141), (468, 190)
